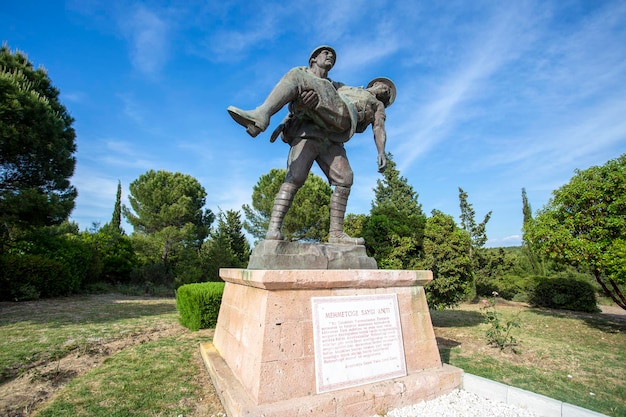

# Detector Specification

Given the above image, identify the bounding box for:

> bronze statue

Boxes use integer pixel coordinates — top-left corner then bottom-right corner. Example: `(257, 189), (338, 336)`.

(228, 46), (395, 245)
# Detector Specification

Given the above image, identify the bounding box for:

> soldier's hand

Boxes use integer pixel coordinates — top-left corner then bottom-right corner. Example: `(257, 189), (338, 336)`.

(378, 153), (387, 173)
(300, 89), (319, 109)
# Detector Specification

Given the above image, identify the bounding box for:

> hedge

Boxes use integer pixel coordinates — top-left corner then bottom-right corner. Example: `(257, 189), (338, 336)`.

(1, 253), (72, 301)
(529, 277), (599, 313)
(176, 282), (225, 331)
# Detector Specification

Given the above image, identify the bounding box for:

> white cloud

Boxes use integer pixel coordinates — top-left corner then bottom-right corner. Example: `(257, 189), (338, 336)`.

(393, 3), (541, 171)
(119, 5), (170, 76)
(61, 91), (86, 103)
(487, 234), (521, 248)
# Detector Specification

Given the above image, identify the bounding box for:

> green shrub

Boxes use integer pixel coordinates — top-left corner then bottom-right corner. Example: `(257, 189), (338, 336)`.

(130, 262), (174, 288)
(48, 234), (93, 293)
(530, 277), (599, 312)
(476, 274), (540, 302)
(6, 227), (94, 297)
(0, 253), (66, 300)
(176, 282), (225, 331)
(95, 228), (139, 284)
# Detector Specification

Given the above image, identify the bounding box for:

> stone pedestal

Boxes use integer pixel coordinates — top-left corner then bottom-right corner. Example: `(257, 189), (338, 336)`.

(200, 268), (462, 417)
(247, 240), (377, 270)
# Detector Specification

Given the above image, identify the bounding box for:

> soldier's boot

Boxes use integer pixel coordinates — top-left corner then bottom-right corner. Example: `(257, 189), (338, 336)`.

(265, 183), (299, 240)
(328, 186), (365, 245)
(227, 74), (302, 138)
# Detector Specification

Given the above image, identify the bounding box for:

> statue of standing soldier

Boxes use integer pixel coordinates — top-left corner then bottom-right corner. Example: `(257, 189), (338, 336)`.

(227, 45), (395, 245)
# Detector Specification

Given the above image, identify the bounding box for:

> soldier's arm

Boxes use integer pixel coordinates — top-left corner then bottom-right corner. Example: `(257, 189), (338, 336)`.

(373, 102), (387, 173)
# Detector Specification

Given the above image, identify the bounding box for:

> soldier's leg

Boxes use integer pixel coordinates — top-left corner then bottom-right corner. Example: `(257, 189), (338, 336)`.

(317, 144), (364, 245)
(228, 67), (352, 138)
(266, 138), (318, 240)
(228, 69), (303, 138)
(266, 182), (298, 240)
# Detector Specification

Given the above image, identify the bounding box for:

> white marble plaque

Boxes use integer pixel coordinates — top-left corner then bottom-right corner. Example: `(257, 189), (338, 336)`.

(311, 294), (407, 393)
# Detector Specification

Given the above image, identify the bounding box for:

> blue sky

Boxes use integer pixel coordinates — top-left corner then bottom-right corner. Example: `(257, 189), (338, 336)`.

(3, 0), (625, 247)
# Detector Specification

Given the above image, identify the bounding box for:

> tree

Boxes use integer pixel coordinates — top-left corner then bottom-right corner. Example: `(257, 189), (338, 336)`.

(1, 222), (93, 300)
(0, 45), (77, 236)
(528, 154), (626, 309)
(458, 187), (492, 299)
(84, 225), (138, 284)
(201, 209), (250, 281)
(458, 187), (492, 258)
(363, 153), (426, 269)
(419, 210), (473, 309)
(520, 188), (545, 276)
(123, 170), (214, 267)
(110, 180), (122, 232)
(84, 183), (137, 284)
(242, 169), (331, 242)
(343, 213), (368, 240)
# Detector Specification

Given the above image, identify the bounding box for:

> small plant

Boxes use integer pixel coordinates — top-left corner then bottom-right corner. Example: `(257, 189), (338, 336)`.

(480, 291), (520, 351)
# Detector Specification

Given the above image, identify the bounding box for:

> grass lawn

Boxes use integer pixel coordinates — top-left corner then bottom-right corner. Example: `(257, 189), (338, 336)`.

(0, 294), (225, 417)
(0, 294), (624, 416)
(432, 302), (626, 417)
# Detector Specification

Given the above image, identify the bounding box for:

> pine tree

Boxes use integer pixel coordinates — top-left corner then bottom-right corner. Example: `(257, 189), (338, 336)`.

(458, 187), (492, 256)
(420, 210), (472, 309)
(111, 181), (122, 232)
(520, 188), (544, 275)
(1, 45), (77, 234)
(242, 169), (331, 242)
(201, 209), (250, 281)
(363, 153), (426, 269)
(457, 187), (492, 300)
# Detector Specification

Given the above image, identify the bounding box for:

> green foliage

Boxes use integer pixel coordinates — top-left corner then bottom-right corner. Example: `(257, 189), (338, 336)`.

(0, 45), (77, 232)
(528, 154), (626, 309)
(201, 209), (250, 282)
(363, 153), (426, 269)
(521, 188), (546, 276)
(86, 225), (138, 284)
(530, 277), (600, 312)
(343, 213), (368, 239)
(242, 169), (331, 242)
(0, 253), (63, 300)
(110, 180), (122, 231)
(0, 225), (93, 300)
(475, 247), (535, 301)
(419, 210), (473, 309)
(129, 261), (174, 289)
(176, 282), (225, 331)
(458, 187), (492, 250)
(458, 187), (492, 300)
(480, 293), (520, 351)
(123, 170), (214, 284)
(601, 238), (626, 286)
(170, 247), (205, 288)
(477, 273), (536, 303)
(124, 170), (213, 243)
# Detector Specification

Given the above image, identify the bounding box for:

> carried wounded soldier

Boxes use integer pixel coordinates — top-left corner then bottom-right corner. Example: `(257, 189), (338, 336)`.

(227, 46), (396, 244)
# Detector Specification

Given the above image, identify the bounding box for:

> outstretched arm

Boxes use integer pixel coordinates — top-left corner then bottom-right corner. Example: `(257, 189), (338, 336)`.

(373, 102), (387, 172)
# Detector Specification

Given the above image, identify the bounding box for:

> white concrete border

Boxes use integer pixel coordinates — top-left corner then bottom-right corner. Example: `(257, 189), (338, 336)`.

(462, 373), (610, 417)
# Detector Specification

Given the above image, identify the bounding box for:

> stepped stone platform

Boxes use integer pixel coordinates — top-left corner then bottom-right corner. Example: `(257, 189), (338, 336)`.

(200, 266), (463, 417)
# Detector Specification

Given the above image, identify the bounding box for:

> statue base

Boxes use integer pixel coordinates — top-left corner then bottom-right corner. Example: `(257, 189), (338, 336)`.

(247, 240), (377, 270)
(200, 268), (462, 417)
